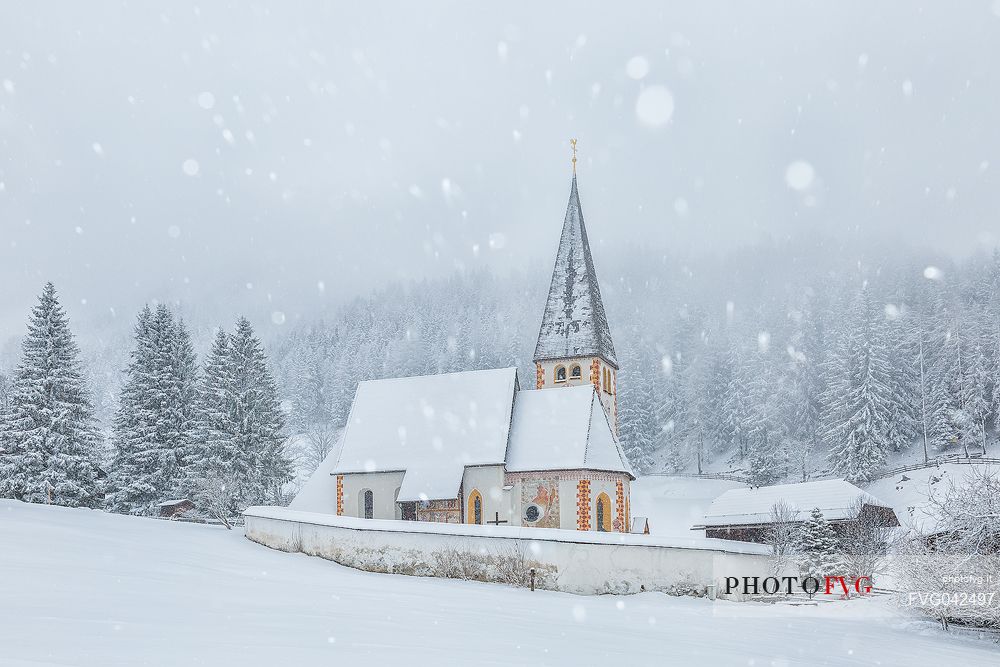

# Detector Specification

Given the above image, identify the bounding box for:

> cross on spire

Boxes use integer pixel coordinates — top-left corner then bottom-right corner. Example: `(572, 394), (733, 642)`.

(570, 138), (578, 174)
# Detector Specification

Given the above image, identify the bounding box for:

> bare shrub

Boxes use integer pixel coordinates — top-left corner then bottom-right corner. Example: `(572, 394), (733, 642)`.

(840, 498), (898, 585)
(291, 424), (340, 475)
(489, 542), (534, 587)
(892, 467), (1000, 630)
(427, 541), (540, 588)
(893, 537), (1000, 631)
(768, 500), (798, 574)
(188, 472), (240, 529)
(923, 467), (1000, 555)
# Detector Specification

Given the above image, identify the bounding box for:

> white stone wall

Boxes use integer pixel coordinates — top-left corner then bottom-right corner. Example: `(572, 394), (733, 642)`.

(243, 506), (792, 597)
(339, 471), (405, 519)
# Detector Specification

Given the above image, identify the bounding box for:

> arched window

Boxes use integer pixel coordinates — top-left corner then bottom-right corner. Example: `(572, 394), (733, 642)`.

(570, 364), (582, 379)
(603, 368), (613, 394)
(361, 489), (374, 519)
(467, 489), (483, 525)
(595, 492), (612, 532)
(555, 365), (567, 383)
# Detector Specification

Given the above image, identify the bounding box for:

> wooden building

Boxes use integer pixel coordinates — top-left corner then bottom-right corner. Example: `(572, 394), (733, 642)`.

(693, 479), (898, 543)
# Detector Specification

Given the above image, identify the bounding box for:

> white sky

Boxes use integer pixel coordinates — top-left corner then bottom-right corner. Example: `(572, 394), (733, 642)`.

(1, 1), (998, 345)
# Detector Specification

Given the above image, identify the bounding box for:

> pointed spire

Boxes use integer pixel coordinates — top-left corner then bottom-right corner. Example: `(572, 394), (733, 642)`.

(533, 173), (617, 367)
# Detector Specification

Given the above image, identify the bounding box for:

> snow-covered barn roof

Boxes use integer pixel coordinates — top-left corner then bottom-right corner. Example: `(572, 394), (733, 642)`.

(332, 367), (518, 502)
(533, 175), (617, 368)
(699, 479), (891, 527)
(505, 384), (633, 478)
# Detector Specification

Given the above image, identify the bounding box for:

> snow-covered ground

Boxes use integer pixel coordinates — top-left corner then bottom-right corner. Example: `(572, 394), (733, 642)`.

(865, 462), (997, 532)
(2, 500), (997, 666)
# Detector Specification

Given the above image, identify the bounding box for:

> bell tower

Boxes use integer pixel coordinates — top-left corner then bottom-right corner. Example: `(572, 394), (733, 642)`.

(533, 140), (618, 433)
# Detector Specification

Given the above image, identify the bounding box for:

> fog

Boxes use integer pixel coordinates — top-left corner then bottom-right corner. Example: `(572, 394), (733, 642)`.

(1, 1), (999, 348)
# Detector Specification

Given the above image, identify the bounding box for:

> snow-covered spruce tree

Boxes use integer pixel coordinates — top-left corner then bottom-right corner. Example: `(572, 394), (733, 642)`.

(168, 315), (200, 472)
(743, 347), (788, 487)
(991, 327), (1000, 437)
(784, 301), (824, 481)
(183, 328), (237, 518)
(0, 283), (102, 507)
(721, 343), (753, 462)
(797, 507), (841, 581)
(827, 289), (900, 482)
(188, 319), (292, 522)
(229, 317), (293, 504)
(106, 305), (199, 514)
(616, 341), (658, 473)
(0, 369), (11, 417)
(986, 252), (1000, 435)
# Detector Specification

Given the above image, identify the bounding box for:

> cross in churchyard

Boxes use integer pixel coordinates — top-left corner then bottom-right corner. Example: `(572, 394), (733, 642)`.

(487, 512), (508, 526)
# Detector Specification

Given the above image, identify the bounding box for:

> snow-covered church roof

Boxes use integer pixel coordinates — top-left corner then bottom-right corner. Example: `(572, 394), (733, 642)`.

(332, 367), (518, 502)
(328, 367), (633, 503)
(506, 384), (633, 478)
(699, 479), (892, 527)
(533, 175), (618, 368)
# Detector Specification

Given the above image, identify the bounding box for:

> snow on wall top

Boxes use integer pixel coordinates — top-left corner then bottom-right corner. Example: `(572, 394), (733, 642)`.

(505, 384), (633, 478)
(332, 367), (518, 502)
(699, 479), (891, 527)
(244, 505), (772, 555)
(533, 175), (618, 367)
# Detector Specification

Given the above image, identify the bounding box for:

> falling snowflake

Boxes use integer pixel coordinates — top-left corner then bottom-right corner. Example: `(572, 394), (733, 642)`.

(182, 159), (200, 176)
(626, 56), (650, 80)
(635, 85), (674, 127)
(757, 331), (771, 353)
(673, 197), (689, 217)
(785, 161), (815, 191)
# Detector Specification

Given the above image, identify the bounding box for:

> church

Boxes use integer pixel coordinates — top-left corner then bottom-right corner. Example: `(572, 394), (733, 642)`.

(307, 151), (634, 532)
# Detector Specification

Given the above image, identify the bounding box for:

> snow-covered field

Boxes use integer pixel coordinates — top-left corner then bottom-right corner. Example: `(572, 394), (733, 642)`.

(2, 500), (997, 666)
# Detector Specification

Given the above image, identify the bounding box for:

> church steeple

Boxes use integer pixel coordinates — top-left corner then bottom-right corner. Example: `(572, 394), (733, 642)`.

(533, 172), (617, 368)
(533, 152), (619, 432)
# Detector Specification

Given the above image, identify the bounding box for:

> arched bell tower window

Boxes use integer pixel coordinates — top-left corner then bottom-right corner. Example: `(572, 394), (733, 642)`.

(570, 364), (582, 380)
(555, 365), (567, 383)
(603, 368), (613, 394)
